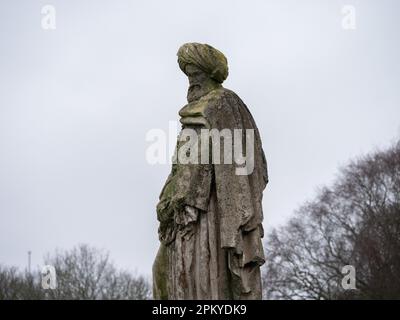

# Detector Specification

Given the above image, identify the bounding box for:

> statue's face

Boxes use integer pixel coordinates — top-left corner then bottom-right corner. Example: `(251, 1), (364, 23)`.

(186, 64), (208, 89)
(185, 64), (212, 102)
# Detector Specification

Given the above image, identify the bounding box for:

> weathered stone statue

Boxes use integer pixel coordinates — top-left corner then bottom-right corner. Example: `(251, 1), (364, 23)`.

(153, 43), (268, 300)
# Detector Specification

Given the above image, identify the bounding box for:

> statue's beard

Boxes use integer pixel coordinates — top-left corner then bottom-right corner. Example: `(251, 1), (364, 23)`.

(187, 84), (203, 103)
(187, 80), (221, 103)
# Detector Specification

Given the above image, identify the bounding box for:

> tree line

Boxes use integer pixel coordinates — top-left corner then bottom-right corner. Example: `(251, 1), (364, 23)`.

(0, 244), (151, 300)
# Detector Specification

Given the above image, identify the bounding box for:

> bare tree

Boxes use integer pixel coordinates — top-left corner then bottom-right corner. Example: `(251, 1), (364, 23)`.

(0, 265), (44, 300)
(43, 244), (151, 300)
(263, 141), (400, 300)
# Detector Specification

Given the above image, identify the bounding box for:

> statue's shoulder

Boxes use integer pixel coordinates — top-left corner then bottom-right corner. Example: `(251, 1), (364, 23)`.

(202, 87), (244, 118)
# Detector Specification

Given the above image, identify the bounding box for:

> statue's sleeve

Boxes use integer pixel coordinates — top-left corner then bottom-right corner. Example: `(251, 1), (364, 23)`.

(156, 124), (212, 244)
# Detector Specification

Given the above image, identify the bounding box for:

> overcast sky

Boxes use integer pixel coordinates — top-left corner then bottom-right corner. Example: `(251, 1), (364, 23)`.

(0, 0), (399, 277)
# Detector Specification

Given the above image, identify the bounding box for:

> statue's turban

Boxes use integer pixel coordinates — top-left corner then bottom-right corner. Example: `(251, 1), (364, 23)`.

(177, 43), (229, 83)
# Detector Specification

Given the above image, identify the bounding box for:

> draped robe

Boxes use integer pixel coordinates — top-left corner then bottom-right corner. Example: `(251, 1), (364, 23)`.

(153, 87), (268, 300)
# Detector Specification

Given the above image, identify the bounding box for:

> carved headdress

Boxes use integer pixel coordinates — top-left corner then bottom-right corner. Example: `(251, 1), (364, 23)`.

(177, 43), (229, 83)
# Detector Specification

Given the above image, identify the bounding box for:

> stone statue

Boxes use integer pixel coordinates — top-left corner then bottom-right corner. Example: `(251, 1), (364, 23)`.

(153, 43), (268, 300)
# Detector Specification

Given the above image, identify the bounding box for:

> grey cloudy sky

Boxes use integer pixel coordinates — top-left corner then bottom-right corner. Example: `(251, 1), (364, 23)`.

(0, 0), (399, 276)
